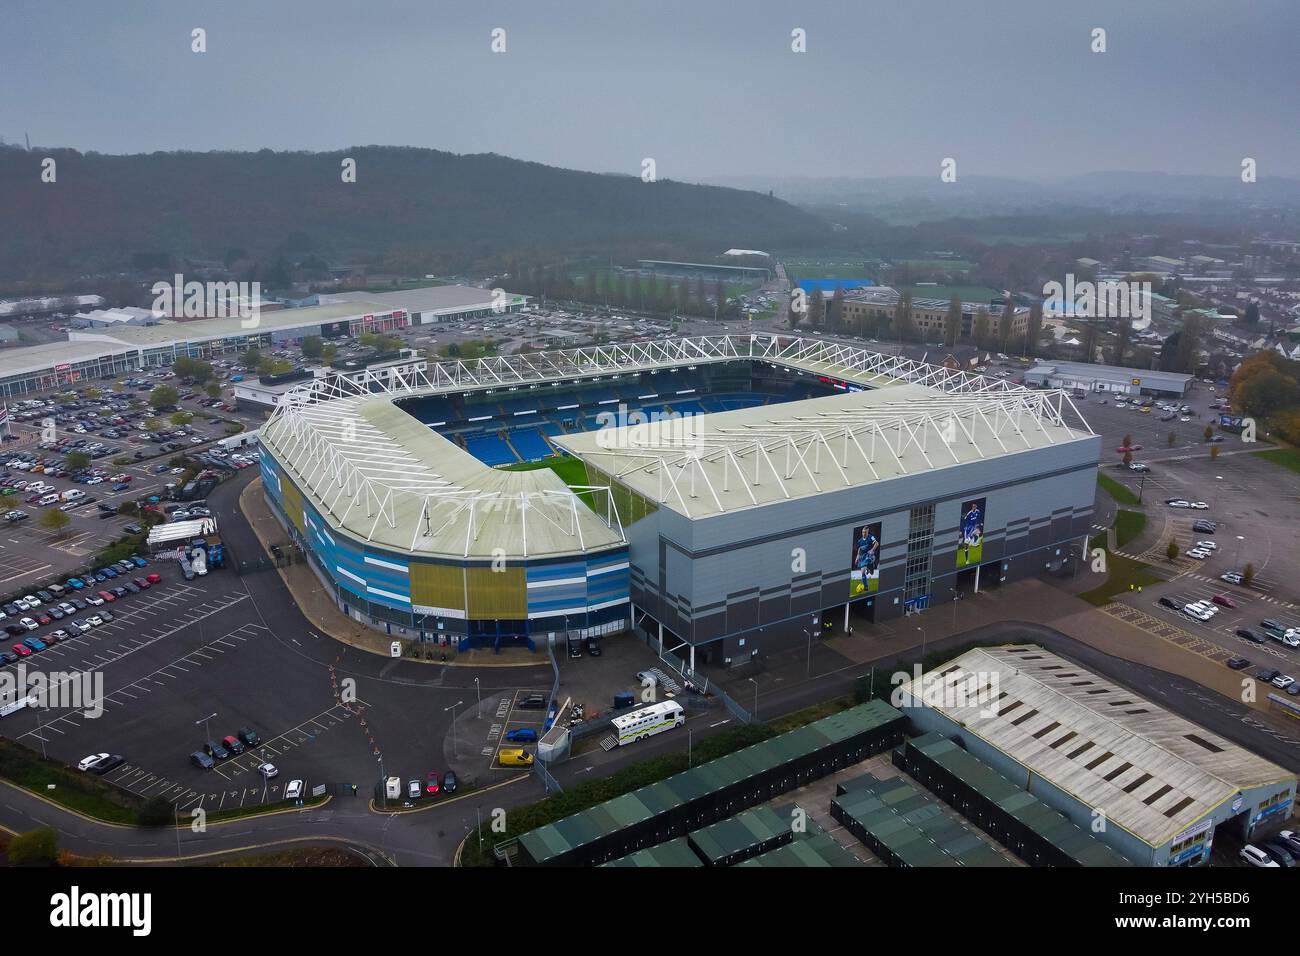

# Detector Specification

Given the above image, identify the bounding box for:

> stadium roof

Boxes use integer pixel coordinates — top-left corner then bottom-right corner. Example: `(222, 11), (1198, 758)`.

(556, 381), (1095, 519)
(261, 390), (624, 561)
(902, 645), (1297, 849)
(259, 333), (1086, 547)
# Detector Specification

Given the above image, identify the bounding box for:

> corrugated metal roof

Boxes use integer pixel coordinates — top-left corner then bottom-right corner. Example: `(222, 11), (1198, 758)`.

(601, 837), (702, 867)
(904, 645), (1296, 848)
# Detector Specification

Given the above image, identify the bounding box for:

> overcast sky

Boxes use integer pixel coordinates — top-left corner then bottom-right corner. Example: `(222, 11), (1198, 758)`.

(3, 0), (1297, 182)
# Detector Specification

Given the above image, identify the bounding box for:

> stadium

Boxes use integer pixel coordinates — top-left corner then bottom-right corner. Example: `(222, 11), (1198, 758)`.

(258, 335), (1101, 662)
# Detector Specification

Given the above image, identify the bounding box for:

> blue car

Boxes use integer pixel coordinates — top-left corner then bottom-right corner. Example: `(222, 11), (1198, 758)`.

(130, 556), (147, 568)
(66, 578), (84, 590)
(111, 483), (130, 492)
(504, 728), (538, 743)
(23, 638), (46, 652)
(93, 572), (108, 582)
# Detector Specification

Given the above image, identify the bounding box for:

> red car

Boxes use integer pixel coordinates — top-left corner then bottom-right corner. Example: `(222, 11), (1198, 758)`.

(97, 590), (116, 603)
(11, 643), (30, 657)
(1212, 593), (1237, 609)
(35, 613), (51, 626)
(146, 572), (162, 585)
(425, 772), (440, 795)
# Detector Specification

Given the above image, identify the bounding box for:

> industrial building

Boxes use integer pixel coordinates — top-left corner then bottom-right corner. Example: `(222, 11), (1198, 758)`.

(898, 645), (1297, 867)
(257, 334), (1099, 657)
(518, 699), (906, 866)
(1023, 360), (1193, 397)
(317, 285), (529, 324)
(838, 286), (1030, 342)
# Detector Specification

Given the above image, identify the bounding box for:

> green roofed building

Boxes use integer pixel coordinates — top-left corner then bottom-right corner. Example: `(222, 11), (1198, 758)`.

(688, 805), (793, 866)
(831, 773), (1016, 868)
(601, 837), (702, 868)
(740, 832), (865, 867)
(895, 732), (1132, 866)
(518, 699), (906, 866)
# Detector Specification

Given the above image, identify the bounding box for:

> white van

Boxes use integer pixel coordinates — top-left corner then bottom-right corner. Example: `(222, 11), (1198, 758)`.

(38, 493), (60, 507)
(60, 489), (85, 502)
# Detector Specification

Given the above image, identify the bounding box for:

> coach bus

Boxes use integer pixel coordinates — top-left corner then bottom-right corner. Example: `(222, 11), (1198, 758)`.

(612, 700), (685, 746)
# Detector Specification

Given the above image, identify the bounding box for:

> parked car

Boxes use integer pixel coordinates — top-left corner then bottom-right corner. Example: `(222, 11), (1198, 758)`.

(505, 728), (539, 743)
(257, 762), (279, 779)
(1240, 844), (1280, 868)
(1225, 657), (1251, 670)
(78, 752), (110, 771)
(191, 751), (215, 770)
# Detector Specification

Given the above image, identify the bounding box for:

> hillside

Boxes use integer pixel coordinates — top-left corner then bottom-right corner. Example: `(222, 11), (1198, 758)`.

(0, 145), (829, 280)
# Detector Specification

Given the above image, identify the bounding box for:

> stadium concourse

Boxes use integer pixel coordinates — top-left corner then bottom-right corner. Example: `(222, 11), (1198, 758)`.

(257, 334), (1100, 667)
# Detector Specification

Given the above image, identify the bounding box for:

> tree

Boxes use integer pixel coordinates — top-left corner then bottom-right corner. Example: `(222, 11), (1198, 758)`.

(1203, 425), (1214, 442)
(1024, 302), (1043, 358)
(170, 411), (193, 426)
(1123, 450), (1133, 466)
(943, 296), (961, 347)
(1122, 433), (1132, 449)
(64, 451), (90, 472)
(1243, 301), (1260, 326)
(7, 827), (58, 866)
(1243, 562), (1255, 587)
(973, 308), (992, 350)
(301, 335), (324, 359)
(1167, 431), (1176, 447)
(1166, 539), (1180, 561)
(145, 417), (163, 433)
(891, 290), (916, 342)
(150, 384), (178, 410)
(241, 347), (261, 369)
(997, 298), (1015, 352)
(38, 507), (71, 538)
(1210, 445), (1221, 460)
(204, 382), (222, 399)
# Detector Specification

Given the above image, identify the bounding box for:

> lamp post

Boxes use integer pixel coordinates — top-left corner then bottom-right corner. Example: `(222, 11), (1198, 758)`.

(917, 625), (927, 663)
(1235, 535), (1245, 567)
(473, 676), (481, 708)
(445, 700), (463, 757)
(747, 677), (758, 722)
(195, 711), (217, 743)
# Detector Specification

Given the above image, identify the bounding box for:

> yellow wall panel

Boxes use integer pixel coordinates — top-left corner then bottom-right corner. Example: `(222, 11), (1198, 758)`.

(465, 566), (526, 619)
(409, 562), (466, 612)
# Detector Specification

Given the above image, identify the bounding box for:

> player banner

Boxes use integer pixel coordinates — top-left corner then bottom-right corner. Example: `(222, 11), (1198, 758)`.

(849, 521), (882, 598)
(957, 497), (985, 568)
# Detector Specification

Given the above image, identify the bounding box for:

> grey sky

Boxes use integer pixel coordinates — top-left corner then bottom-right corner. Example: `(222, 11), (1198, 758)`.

(3, 0), (1297, 181)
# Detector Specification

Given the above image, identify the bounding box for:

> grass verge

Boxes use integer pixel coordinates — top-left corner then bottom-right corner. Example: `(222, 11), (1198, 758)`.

(1252, 446), (1300, 475)
(1078, 550), (1162, 606)
(1097, 471), (1141, 506)
(1114, 509), (1147, 549)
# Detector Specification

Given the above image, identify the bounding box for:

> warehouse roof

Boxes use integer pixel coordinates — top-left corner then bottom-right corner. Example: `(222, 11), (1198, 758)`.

(0, 340), (139, 379)
(67, 300), (393, 349)
(687, 804), (791, 864)
(903, 645), (1297, 848)
(518, 699), (904, 864)
(319, 284), (523, 314)
(557, 382), (1096, 519)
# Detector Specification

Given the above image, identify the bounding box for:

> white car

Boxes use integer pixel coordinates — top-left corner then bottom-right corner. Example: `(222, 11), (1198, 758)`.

(1180, 416), (1191, 422)
(1220, 571), (1244, 585)
(1241, 845), (1280, 868)
(1187, 548), (1211, 560)
(86, 614), (104, 627)
(1167, 500), (1191, 509)
(285, 779), (304, 799)
(1183, 602), (1215, 621)
(1272, 675), (1295, 689)
(1195, 541), (1218, 551)
(258, 762), (279, 779)
(18, 617), (38, 631)
(1189, 502), (1209, 510)
(77, 753), (110, 771)
(85, 594), (104, 606)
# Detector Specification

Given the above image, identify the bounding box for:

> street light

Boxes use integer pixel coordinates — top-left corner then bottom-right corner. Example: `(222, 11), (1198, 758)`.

(804, 614), (819, 679)
(445, 700), (464, 757)
(917, 625), (927, 663)
(1235, 534), (1245, 567)
(746, 677), (758, 722)
(473, 676), (481, 707)
(195, 711), (217, 742)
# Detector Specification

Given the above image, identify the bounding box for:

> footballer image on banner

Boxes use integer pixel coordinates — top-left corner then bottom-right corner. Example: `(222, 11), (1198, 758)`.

(957, 498), (985, 568)
(849, 521), (882, 598)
